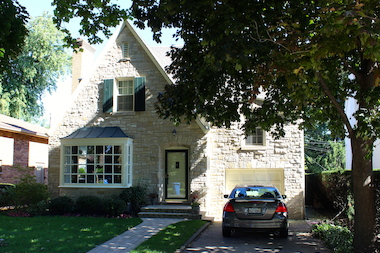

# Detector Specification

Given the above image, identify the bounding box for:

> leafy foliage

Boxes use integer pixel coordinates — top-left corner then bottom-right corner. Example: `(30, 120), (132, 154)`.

(52, 0), (129, 46)
(312, 222), (353, 253)
(120, 186), (147, 215)
(9, 182), (49, 210)
(49, 196), (74, 215)
(101, 197), (127, 217)
(74, 195), (103, 216)
(0, 0), (28, 72)
(0, 14), (70, 121)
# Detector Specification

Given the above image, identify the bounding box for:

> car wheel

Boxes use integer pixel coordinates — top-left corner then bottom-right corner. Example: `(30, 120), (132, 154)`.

(222, 228), (232, 237)
(279, 228), (288, 238)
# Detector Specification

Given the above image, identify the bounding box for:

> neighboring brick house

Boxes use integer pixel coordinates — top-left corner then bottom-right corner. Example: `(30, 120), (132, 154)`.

(0, 114), (49, 184)
(48, 21), (305, 220)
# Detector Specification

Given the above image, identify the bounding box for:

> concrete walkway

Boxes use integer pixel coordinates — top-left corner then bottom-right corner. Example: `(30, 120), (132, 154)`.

(87, 218), (184, 253)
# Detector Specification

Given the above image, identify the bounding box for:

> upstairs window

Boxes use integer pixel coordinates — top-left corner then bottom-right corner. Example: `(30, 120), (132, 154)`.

(245, 127), (264, 145)
(241, 127), (266, 150)
(103, 77), (146, 113)
(117, 80), (134, 111)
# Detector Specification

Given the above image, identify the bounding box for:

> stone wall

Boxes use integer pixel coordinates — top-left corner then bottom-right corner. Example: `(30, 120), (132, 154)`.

(48, 23), (304, 219)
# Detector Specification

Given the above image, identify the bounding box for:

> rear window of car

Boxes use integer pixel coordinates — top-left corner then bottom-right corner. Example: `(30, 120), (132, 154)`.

(230, 187), (281, 199)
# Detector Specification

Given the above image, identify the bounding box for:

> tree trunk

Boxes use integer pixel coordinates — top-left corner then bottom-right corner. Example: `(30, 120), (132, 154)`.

(351, 136), (376, 252)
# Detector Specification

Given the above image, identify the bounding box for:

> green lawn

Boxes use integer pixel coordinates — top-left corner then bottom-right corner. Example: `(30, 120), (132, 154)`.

(0, 214), (142, 253)
(131, 220), (208, 253)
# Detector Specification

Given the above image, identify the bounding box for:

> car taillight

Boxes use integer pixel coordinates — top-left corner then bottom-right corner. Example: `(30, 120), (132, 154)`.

(223, 202), (235, 212)
(275, 202), (287, 214)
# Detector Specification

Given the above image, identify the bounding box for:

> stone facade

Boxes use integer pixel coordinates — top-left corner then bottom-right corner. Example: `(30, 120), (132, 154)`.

(48, 21), (305, 220)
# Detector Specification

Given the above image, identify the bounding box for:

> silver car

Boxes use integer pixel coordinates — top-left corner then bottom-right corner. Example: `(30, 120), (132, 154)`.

(222, 185), (288, 237)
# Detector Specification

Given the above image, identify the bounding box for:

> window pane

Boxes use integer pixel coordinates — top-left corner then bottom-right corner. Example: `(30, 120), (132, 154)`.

(114, 146), (121, 154)
(105, 165), (112, 173)
(87, 155), (94, 164)
(64, 156), (71, 165)
(79, 166), (86, 173)
(64, 175), (70, 183)
(64, 165), (70, 173)
(105, 156), (112, 164)
(87, 165), (94, 173)
(96, 155), (103, 163)
(71, 175), (77, 183)
(114, 175), (121, 183)
(87, 175), (95, 183)
(114, 165), (121, 173)
(105, 145), (113, 154)
(117, 95), (133, 111)
(72, 146), (78, 154)
(71, 165), (78, 173)
(87, 146), (94, 154)
(105, 175), (112, 184)
(65, 146), (71, 154)
(79, 146), (86, 155)
(97, 175), (104, 183)
(96, 146), (103, 154)
(96, 166), (104, 173)
(114, 155), (121, 164)
(72, 156), (78, 164)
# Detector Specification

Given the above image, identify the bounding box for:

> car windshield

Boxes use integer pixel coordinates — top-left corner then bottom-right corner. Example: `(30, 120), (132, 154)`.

(230, 187), (281, 199)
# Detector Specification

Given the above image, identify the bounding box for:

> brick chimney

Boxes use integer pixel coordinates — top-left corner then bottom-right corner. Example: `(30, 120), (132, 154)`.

(71, 38), (95, 94)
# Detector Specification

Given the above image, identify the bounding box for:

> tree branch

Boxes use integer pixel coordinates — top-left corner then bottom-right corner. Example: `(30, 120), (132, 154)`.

(316, 71), (355, 138)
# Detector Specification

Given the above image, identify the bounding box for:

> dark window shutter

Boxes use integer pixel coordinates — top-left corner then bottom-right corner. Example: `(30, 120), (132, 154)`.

(134, 76), (146, 111)
(103, 79), (114, 113)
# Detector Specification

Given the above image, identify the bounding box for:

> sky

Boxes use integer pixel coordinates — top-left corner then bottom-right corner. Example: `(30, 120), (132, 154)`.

(17, 0), (181, 127)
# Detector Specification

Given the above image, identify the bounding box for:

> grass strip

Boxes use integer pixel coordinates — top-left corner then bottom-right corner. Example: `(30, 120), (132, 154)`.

(131, 220), (208, 253)
(0, 214), (142, 253)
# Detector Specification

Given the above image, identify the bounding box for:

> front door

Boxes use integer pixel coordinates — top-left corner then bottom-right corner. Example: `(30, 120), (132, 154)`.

(165, 150), (188, 199)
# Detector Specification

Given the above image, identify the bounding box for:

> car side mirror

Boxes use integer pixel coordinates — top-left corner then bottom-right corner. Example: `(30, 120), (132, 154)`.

(282, 195), (287, 199)
(224, 194), (229, 198)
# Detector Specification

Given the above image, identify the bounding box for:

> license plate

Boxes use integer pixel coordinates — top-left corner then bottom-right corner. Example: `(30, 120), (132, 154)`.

(248, 207), (261, 214)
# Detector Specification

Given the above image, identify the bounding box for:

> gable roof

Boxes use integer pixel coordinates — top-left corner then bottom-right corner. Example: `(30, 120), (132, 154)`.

(0, 114), (49, 139)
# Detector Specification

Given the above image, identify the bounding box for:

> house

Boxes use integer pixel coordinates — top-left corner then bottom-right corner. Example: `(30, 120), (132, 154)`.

(48, 21), (305, 220)
(345, 97), (380, 170)
(0, 114), (49, 184)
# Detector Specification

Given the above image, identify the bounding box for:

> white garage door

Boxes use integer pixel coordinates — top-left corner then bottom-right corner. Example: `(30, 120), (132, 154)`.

(225, 168), (285, 194)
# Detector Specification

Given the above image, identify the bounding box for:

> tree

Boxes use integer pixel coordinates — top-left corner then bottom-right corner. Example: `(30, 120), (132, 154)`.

(0, 14), (70, 121)
(305, 124), (346, 173)
(0, 0), (29, 72)
(52, 0), (379, 251)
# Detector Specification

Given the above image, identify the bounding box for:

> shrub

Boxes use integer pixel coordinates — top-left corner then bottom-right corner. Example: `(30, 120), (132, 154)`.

(312, 222), (353, 253)
(12, 182), (49, 207)
(120, 186), (147, 215)
(27, 200), (49, 216)
(75, 195), (102, 216)
(102, 198), (127, 216)
(49, 196), (74, 215)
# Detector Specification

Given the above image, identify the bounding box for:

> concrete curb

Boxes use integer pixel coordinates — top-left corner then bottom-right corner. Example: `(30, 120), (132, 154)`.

(176, 220), (212, 253)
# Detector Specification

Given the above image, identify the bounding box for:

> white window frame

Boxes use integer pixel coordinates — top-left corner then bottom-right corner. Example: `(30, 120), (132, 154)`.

(116, 78), (134, 112)
(241, 127), (267, 150)
(60, 138), (133, 188)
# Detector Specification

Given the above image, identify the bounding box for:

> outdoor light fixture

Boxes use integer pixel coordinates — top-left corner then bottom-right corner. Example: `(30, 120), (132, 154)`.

(172, 129), (177, 136)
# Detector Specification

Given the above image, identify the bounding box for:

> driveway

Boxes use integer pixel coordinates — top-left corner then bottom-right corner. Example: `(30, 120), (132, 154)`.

(181, 220), (331, 253)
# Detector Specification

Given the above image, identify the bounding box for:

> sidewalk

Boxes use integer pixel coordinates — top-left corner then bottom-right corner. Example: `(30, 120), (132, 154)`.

(87, 218), (184, 253)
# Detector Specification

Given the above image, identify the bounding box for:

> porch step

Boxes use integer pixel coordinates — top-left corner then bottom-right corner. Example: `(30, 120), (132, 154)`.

(138, 205), (202, 219)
